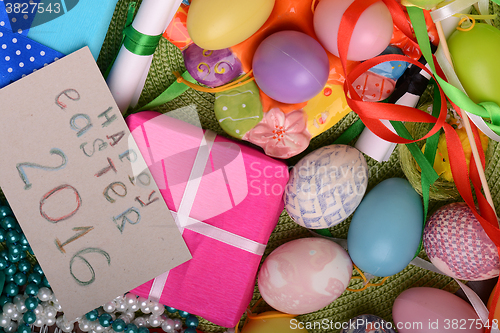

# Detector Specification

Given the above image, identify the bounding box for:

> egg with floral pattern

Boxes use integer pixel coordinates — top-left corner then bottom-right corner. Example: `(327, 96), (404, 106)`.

(258, 237), (352, 315)
(423, 202), (500, 281)
(243, 108), (311, 159)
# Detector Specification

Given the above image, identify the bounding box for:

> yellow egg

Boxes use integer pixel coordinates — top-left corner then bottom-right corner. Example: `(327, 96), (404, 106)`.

(187, 0), (275, 50)
(303, 83), (351, 137)
(241, 311), (308, 333)
(420, 127), (489, 182)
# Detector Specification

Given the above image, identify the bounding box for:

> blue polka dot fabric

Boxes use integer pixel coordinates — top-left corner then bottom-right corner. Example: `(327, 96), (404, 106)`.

(0, 0), (13, 31)
(0, 25), (64, 88)
(0, 0), (39, 36)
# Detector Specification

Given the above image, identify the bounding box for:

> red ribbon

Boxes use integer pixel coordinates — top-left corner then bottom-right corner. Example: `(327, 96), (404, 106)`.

(338, 0), (447, 144)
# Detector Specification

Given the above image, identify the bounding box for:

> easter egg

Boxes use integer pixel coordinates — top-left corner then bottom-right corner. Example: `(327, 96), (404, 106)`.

(187, 0), (275, 50)
(448, 23), (500, 107)
(184, 44), (242, 87)
(241, 312), (308, 333)
(284, 145), (368, 229)
(304, 83), (351, 137)
(258, 237), (352, 315)
(393, 287), (483, 333)
(424, 202), (500, 281)
(421, 125), (489, 182)
(369, 46), (409, 81)
(313, 0), (393, 61)
(214, 81), (263, 139)
(347, 178), (423, 277)
(252, 30), (329, 104)
(352, 71), (395, 102)
(340, 314), (396, 333)
(243, 108), (311, 159)
(351, 45), (408, 102)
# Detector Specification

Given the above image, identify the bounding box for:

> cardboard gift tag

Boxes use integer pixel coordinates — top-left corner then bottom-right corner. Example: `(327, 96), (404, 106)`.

(0, 47), (191, 320)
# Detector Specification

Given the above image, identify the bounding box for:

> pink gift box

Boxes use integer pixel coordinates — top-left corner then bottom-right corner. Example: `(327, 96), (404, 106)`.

(126, 111), (289, 327)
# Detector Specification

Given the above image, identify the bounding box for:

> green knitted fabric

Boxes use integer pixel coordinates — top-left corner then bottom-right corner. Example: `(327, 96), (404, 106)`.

(0, 1), (497, 332)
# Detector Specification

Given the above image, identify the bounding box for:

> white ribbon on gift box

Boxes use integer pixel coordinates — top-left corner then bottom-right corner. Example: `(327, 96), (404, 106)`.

(147, 130), (267, 302)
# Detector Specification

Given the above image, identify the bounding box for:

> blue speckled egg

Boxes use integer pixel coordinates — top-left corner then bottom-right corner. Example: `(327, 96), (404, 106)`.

(369, 46), (409, 81)
(341, 314), (396, 333)
(347, 178), (423, 277)
(284, 145), (368, 229)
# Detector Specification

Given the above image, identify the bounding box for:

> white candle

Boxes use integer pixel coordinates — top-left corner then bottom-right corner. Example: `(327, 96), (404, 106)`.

(355, 120), (398, 162)
(355, 63), (432, 162)
(107, 0), (184, 113)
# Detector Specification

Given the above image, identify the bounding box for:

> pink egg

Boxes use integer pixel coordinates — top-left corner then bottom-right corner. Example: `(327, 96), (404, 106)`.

(313, 0), (393, 61)
(424, 202), (500, 281)
(258, 238), (352, 315)
(393, 287), (483, 333)
(352, 71), (395, 102)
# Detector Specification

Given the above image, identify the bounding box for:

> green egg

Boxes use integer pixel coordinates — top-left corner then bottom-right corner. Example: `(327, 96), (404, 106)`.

(214, 81), (263, 139)
(448, 23), (500, 107)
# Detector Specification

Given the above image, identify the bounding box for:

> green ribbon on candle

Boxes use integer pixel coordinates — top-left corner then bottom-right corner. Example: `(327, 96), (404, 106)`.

(122, 25), (163, 56)
(104, 2), (163, 78)
(121, 2), (163, 56)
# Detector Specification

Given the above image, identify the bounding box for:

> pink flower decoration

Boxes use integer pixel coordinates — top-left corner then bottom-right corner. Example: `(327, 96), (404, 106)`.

(244, 108), (311, 159)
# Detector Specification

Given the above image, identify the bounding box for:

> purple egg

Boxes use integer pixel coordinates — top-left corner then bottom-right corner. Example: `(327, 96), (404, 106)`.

(184, 43), (242, 87)
(252, 30), (329, 104)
